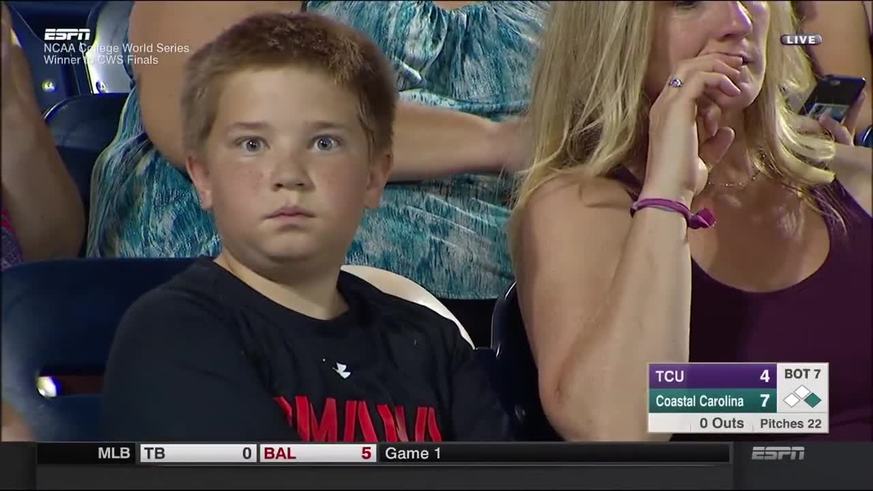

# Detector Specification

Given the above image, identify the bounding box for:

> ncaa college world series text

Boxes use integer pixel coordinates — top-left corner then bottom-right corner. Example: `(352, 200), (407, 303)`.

(42, 28), (189, 66)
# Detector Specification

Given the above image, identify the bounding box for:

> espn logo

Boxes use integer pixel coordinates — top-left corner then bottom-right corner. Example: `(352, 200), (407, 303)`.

(750, 446), (806, 461)
(44, 28), (91, 42)
(780, 34), (822, 46)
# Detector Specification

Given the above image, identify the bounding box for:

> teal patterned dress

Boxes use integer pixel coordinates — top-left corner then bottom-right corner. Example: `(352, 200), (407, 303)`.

(87, 1), (548, 299)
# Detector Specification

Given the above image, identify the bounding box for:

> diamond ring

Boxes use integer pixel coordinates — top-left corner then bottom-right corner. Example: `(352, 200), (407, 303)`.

(668, 77), (683, 88)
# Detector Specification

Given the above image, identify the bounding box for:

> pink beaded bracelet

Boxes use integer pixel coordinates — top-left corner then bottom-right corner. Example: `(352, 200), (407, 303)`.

(630, 198), (716, 229)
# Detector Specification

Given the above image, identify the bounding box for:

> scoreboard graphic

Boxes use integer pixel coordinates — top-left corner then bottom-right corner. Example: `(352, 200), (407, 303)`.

(648, 363), (829, 434)
(137, 443), (376, 464)
(38, 442), (732, 466)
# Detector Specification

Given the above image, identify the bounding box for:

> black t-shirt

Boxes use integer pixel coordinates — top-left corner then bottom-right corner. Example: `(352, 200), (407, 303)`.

(102, 258), (511, 442)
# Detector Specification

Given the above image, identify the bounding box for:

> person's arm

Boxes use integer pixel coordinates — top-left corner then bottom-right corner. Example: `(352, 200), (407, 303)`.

(515, 51), (742, 442)
(1, 6), (84, 260)
(832, 144), (872, 214)
(131, 1), (527, 179)
(389, 105), (528, 181)
(102, 291), (297, 441)
(812, 92), (872, 214)
(800, 1), (873, 132)
(130, 1), (302, 171)
(514, 177), (691, 442)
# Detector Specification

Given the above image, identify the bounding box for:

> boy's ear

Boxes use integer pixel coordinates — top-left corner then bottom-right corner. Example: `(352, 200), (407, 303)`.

(186, 154), (213, 210)
(363, 150), (393, 209)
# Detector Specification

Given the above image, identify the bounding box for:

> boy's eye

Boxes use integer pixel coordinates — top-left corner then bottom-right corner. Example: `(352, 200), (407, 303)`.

(312, 135), (341, 152)
(673, 0), (699, 8)
(235, 137), (266, 153)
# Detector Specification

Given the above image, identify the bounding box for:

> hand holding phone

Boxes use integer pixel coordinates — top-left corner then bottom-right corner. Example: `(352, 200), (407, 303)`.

(799, 75), (867, 124)
(817, 90), (868, 146)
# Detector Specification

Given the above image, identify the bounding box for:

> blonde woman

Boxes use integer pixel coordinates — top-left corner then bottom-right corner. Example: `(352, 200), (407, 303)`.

(512, 1), (871, 442)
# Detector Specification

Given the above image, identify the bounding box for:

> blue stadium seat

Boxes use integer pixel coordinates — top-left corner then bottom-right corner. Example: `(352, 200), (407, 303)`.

(43, 93), (127, 237)
(1, 258), (195, 441)
(491, 283), (561, 441)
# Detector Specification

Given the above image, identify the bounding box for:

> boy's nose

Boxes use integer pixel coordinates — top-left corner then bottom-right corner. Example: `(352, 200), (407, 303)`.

(270, 160), (311, 190)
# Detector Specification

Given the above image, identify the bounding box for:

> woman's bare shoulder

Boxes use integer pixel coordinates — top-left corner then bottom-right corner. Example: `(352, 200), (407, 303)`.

(523, 171), (635, 219)
(514, 170), (636, 267)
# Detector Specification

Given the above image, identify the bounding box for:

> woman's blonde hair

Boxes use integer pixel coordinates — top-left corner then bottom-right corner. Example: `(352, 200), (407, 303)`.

(512, 1), (841, 245)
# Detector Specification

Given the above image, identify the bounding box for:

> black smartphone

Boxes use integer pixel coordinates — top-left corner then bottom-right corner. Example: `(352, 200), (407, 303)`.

(799, 75), (867, 123)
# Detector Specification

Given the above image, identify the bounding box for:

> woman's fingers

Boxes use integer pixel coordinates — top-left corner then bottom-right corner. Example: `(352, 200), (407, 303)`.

(658, 71), (742, 117)
(699, 126), (736, 166)
(819, 110), (855, 145)
(673, 54), (744, 82)
(698, 97), (722, 139)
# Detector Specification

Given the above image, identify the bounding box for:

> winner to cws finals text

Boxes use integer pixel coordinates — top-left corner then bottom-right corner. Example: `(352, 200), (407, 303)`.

(44, 41), (190, 66)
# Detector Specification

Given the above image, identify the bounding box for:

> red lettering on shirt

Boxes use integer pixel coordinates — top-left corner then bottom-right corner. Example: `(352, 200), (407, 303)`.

(376, 404), (399, 442)
(273, 396), (293, 426)
(310, 398), (338, 442)
(394, 405), (409, 442)
(426, 407), (443, 442)
(357, 401), (379, 442)
(272, 395), (442, 442)
(343, 400), (358, 442)
(295, 396), (310, 442)
(414, 406), (428, 442)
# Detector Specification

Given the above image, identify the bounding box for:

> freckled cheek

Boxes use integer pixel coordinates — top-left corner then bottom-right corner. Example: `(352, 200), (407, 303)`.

(225, 165), (270, 186)
(214, 167), (270, 204)
(313, 171), (369, 205)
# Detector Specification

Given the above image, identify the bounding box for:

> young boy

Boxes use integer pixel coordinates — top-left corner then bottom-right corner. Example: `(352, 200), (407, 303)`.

(101, 12), (511, 442)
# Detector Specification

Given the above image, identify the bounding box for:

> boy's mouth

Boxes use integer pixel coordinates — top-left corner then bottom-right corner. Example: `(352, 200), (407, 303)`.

(267, 205), (315, 219)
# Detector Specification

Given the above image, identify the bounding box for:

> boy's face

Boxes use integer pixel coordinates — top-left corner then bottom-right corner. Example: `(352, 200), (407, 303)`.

(188, 67), (391, 270)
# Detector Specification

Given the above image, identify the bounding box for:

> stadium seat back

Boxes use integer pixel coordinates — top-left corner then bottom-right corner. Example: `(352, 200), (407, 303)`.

(491, 283), (561, 441)
(1, 258), (195, 441)
(43, 93), (127, 238)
